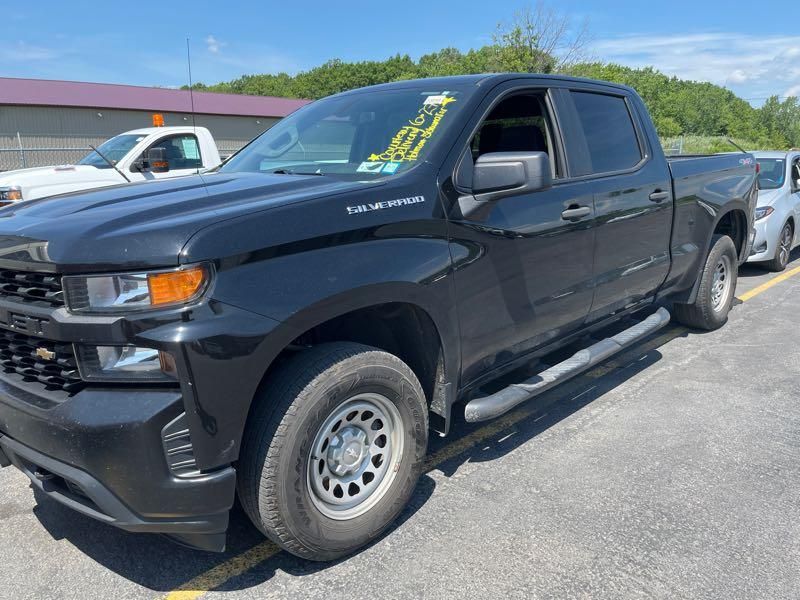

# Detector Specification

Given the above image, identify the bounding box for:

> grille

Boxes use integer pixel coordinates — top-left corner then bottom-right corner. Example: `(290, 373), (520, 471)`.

(0, 270), (64, 308)
(0, 329), (83, 393)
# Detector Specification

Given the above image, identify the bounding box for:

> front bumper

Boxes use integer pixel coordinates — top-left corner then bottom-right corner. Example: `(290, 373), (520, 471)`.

(747, 215), (779, 263)
(0, 286), (284, 552)
(0, 381), (236, 551)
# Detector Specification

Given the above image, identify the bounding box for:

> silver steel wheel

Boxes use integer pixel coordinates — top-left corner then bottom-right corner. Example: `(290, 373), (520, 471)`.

(307, 393), (403, 520)
(778, 224), (792, 267)
(710, 254), (733, 312)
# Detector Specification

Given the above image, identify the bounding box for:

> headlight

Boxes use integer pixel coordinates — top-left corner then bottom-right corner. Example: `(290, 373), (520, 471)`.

(0, 186), (22, 202)
(755, 206), (774, 221)
(63, 264), (212, 314)
(75, 345), (178, 382)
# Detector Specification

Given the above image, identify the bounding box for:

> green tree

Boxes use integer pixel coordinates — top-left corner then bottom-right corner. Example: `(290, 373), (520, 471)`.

(187, 2), (799, 151)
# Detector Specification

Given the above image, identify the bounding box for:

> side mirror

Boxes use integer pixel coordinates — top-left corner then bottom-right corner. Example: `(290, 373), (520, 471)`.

(145, 147), (170, 173)
(458, 151), (552, 217)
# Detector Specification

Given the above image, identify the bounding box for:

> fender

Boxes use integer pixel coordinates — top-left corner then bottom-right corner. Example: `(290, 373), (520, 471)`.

(658, 164), (757, 305)
(684, 203), (752, 305)
(174, 195), (462, 465)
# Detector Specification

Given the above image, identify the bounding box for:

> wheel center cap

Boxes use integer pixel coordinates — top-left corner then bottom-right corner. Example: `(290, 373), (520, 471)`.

(326, 426), (368, 475)
(343, 443), (361, 465)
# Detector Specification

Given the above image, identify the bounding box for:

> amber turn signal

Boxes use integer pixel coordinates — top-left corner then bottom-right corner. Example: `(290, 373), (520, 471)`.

(147, 266), (208, 306)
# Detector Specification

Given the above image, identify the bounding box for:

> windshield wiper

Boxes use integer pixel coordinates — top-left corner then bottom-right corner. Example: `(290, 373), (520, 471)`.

(88, 144), (131, 183)
(270, 169), (325, 176)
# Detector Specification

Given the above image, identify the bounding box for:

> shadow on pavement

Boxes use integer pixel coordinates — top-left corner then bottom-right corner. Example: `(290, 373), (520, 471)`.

(28, 325), (689, 594)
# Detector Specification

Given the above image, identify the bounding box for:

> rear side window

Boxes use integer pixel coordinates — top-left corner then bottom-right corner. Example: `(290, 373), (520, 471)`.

(571, 92), (642, 174)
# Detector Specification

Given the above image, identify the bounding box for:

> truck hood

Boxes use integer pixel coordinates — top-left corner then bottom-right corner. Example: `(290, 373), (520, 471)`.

(0, 172), (378, 273)
(0, 165), (126, 196)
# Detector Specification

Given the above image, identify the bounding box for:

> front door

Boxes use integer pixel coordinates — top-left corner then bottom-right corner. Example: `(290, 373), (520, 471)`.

(132, 133), (204, 182)
(447, 88), (596, 384)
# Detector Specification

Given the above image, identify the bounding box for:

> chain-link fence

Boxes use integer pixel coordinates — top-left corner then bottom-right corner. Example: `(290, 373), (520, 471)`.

(0, 147), (93, 171)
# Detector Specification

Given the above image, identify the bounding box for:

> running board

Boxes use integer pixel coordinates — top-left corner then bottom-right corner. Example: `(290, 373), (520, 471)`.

(464, 308), (671, 423)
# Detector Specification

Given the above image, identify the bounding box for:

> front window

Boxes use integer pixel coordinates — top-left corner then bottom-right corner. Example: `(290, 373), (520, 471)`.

(220, 86), (468, 179)
(756, 158), (786, 190)
(140, 134), (203, 171)
(78, 134), (144, 168)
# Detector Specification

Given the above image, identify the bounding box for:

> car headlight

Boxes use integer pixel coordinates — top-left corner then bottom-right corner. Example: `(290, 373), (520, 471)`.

(75, 345), (178, 382)
(0, 186), (22, 202)
(755, 206), (774, 221)
(62, 264), (212, 314)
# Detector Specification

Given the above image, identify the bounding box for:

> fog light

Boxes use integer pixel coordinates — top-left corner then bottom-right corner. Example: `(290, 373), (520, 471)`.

(75, 345), (178, 382)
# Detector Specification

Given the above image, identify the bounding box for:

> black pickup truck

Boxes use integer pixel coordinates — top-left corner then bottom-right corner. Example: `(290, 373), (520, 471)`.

(0, 74), (756, 560)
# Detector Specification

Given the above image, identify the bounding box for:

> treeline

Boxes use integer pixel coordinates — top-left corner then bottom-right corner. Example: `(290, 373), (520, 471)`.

(192, 47), (800, 151)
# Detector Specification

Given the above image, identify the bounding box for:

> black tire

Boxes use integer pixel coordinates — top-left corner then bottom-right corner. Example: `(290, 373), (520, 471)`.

(672, 234), (738, 331)
(237, 342), (428, 561)
(764, 221), (793, 272)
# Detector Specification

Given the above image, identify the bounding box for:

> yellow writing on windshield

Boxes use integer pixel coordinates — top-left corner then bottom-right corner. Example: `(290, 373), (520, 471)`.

(368, 96), (456, 163)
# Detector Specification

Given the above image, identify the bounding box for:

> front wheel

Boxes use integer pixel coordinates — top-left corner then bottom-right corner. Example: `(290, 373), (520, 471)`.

(673, 234), (738, 330)
(237, 342), (428, 561)
(764, 221), (793, 272)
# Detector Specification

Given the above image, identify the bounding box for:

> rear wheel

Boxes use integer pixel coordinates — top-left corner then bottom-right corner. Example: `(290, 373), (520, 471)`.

(764, 221), (793, 272)
(237, 342), (428, 561)
(673, 234), (738, 330)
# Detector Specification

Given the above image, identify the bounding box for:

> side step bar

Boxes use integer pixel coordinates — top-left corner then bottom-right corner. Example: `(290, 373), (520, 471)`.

(464, 308), (671, 423)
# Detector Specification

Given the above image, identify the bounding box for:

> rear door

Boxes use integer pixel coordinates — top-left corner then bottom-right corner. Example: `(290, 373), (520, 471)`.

(564, 89), (673, 321)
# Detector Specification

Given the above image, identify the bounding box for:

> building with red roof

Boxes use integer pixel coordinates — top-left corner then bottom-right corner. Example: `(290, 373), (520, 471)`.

(0, 77), (309, 170)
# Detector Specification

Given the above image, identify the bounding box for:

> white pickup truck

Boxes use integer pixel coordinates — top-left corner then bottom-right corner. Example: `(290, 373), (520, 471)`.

(0, 126), (222, 204)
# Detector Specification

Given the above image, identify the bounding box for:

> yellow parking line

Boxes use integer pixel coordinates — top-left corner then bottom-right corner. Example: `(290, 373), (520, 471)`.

(737, 264), (800, 302)
(163, 263), (800, 599)
(165, 541), (280, 600)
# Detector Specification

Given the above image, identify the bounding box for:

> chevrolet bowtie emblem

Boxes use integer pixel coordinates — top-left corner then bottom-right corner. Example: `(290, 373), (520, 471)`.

(35, 347), (56, 361)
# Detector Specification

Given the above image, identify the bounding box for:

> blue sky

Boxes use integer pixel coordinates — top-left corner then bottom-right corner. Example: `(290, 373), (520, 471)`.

(1, 0), (798, 105)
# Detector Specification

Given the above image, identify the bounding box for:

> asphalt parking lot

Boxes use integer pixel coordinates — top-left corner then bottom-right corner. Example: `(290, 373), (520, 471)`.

(2, 255), (800, 600)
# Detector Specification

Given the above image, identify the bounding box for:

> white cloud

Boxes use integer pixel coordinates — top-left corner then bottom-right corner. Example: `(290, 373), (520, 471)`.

(205, 35), (225, 54)
(591, 33), (800, 103)
(0, 41), (58, 62)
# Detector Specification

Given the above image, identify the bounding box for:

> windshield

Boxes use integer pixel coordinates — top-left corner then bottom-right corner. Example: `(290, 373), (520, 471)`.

(756, 158), (786, 190)
(78, 134), (144, 168)
(220, 87), (468, 179)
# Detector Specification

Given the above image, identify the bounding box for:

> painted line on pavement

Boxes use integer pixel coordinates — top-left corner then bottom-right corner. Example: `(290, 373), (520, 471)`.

(737, 264), (800, 302)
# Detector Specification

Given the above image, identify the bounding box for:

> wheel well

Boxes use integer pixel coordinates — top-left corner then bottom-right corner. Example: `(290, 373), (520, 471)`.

(714, 209), (747, 259)
(264, 303), (444, 406)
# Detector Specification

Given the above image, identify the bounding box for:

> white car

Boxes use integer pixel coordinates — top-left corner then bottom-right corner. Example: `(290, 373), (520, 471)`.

(748, 151), (800, 271)
(0, 126), (222, 204)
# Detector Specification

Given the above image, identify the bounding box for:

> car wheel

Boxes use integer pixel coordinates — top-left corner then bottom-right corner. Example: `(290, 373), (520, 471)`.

(673, 234), (738, 330)
(764, 221), (793, 272)
(237, 342), (428, 561)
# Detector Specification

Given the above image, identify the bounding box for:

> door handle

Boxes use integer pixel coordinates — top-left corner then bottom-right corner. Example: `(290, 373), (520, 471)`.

(561, 205), (591, 220)
(649, 190), (670, 203)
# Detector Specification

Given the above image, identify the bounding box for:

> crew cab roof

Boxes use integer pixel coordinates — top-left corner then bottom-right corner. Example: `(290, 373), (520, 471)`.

(333, 73), (637, 97)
